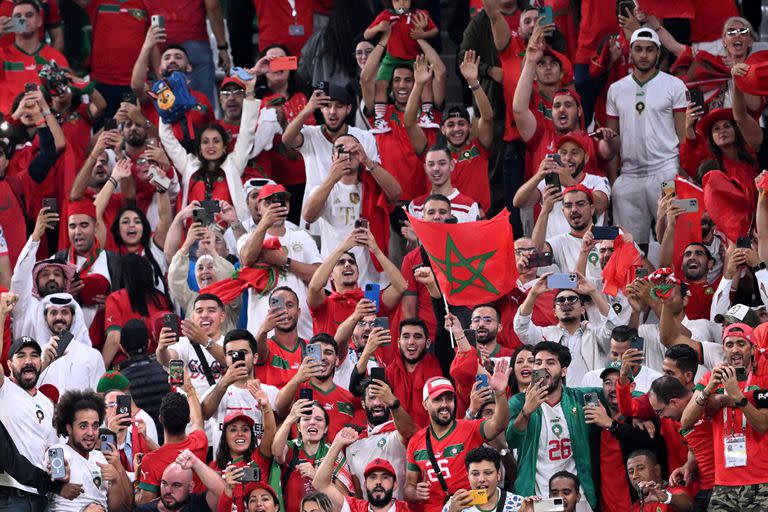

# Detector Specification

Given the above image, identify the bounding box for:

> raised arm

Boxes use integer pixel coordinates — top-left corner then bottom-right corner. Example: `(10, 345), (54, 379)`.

(302, 160), (345, 224)
(362, 230), (408, 307)
(312, 428), (358, 510)
(483, 359), (512, 438)
(416, 36), (447, 108)
(403, 55), (430, 154)
(460, 50), (494, 148)
(531, 187), (560, 251)
(732, 64), (764, 150)
(271, 399), (310, 464)
(239, 202), (290, 266)
(360, 27), (390, 115)
(131, 26), (164, 101)
(306, 232), (359, 309)
(283, 89), (326, 150)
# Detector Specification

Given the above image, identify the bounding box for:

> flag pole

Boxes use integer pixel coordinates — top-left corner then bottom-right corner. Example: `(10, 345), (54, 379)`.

(442, 294), (455, 348)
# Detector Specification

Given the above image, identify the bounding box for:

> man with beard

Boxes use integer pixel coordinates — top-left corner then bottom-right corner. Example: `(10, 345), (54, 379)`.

(239, 185), (321, 339)
(514, 136), (611, 239)
(315, 428), (410, 512)
(0, 335), (58, 512)
(407, 146), (480, 223)
(345, 378), (417, 499)
(585, 363), (665, 512)
(405, 367), (511, 512)
(506, 341), (598, 510)
(443, 447), (527, 512)
(131, 28), (214, 151)
(514, 273), (616, 385)
(37, 293), (105, 393)
(405, 52), (494, 212)
(274, 333), (366, 439)
(283, 84), (379, 232)
(254, 287), (308, 387)
(48, 390), (133, 511)
(606, 28), (687, 248)
(625, 450), (694, 512)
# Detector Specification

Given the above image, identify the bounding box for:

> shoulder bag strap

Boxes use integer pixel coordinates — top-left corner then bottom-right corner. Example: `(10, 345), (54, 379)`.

(191, 343), (216, 386)
(424, 429), (450, 500)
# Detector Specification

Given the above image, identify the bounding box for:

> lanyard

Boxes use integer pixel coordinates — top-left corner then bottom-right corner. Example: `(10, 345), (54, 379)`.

(286, 0), (297, 18)
(723, 406), (748, 436)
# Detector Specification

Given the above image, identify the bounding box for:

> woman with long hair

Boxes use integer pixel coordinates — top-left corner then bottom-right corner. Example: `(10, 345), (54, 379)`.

(102, 253), (172, 367)
(159, 74), (259, 222)
(509, 344), (536, 394)
(301, 492), (335, 512)
(217, 474), (281, 512)
(272, 400), (354, 512)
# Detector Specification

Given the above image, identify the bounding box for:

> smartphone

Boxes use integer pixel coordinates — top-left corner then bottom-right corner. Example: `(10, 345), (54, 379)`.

(230, 66), (254, 81)
(230, 349), (246, 365)
(100, 433), (116, 452)
(544, 172), (561, 192)
(475, 374), (489, 390)
(374, 316), (389, 330)
(533, 497), (565, 512)
(42, 197), (58, 213)
(467, 489), (488, 506)
(103, 118), (118, 131)
(354, 218), (369, 230)
(531, 369), (548, 386)
(299, 388), (314, 413)
(618, 0), (634, 18)
(49, 447), (66, 479)
(526, 251), (554, 268)
(587, 130), (604, 140)
(116, 395), (131, 426)
(271, 192), (287, 207)
(547, 153), (563, 166)
(630, 336), (645, 352)
(269, 56), (298, 71)
(56, 330), (74, 358)
(688, 89), (705, 110)
(269, 295), (286, 310)
(661, 180), (676, 197)
(370, 367), (386, 382)
(150, 14), (165, 28)
(583, 392), (600, 407)
(547, 273), (578, 289)
(635, 268), (649, 279)
(315, 81), (330, 96)
(737, 237), (753, 249)
(7, 16), (27, 33)
(24, 82), (37, 93)
(121, 91), (136, 104)
(191, 208), (210, 226)
(735, 366), (748, 382)
(537, 5), (553, 25)
(163, 313), (180, 337)
(169, 359), (184, 386)
(464, 329), (478, 347)
(200, 199), (221, 215)
(240, 466), (261, 482)
(147, 167), (171, 190)
(591, 226), (620, 240)
(365, 283), (381, 313)
(672, 198), (699, 213)
(306, 343), (321, 362)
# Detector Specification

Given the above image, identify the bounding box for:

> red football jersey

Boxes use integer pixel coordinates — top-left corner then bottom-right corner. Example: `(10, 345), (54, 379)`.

(138, 430), (208, 494)
(254, 337), (307, 388)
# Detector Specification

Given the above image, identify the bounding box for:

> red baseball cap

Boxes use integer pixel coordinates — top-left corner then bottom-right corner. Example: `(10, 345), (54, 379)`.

(221, 76), (246, 90)
(722, 323), (755, 344)
(223, 412), (255, 428)
(422, 377), (455, 401)
(553, 87), (581, 106)
(562, 184), (594, 204)
(256, 184), (290, 202)
(364, 458), (397, 479)
(556, 134), (588, 152)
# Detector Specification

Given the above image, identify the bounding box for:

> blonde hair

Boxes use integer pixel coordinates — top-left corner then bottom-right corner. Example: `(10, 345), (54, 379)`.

(722, 16), (758, 41)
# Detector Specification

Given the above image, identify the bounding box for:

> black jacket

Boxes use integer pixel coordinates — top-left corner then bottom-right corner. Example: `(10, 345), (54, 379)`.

(0, 420), (61, 495)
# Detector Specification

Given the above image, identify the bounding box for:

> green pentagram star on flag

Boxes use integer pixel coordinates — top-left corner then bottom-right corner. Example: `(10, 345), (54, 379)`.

(406, 209), (518, 306)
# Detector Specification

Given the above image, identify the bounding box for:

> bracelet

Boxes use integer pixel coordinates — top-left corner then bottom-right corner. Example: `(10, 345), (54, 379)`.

(377, 43), (386, 50)
(465, 409), (477, 420)
(108, 177), (118, 187)
(455, 335), (466, 342)
(42, 110), (52, 117)
(217, 43), (229, 50)
(468, 81), (481, 91)
(695, 395), (707, 407)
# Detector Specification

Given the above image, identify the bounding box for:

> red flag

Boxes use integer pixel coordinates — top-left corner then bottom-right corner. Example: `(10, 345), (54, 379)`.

(702, 170), (752, 243)
(636, 0), (694, 19)
(673, 177), (704, 271)
(601, 235), (642, 297)
(406, 209), (517, 306)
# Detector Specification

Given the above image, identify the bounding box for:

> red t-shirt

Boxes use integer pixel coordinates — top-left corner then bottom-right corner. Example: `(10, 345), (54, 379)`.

(628, 486), (690, 512)
(59, 103), (94, 170)
(154, 0), (207, 44)
(310, 288), (393, 337)
(296, 382), (366, 440)
(599, 429), (632, 512)
(209, 451), (271, 511)
(680, 416), (715, 490)
(253, 0), (312, 57)
(254, 337), (307, 388)
(87, 0), (152, 85)
(448, 138), (490, 212)
(574, 0), (618, 64)
(0, 43), (68, 115)
(368, 9), (437, 61)
(104, 288), (172, 355)
(138, 430), (209, 494)
(406, 420), (488, 512)
(346, 497), (412, 512)
(283, 439), (354, 512)
(401, 248), (437, 340)
(374, 105), (434, 201)
(524, 121), (607, 181)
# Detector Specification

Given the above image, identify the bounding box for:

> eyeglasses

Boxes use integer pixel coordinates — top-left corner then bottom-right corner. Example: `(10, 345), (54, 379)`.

(105, 402), (117, 408)
(220, 90), (245, 98)
(554, 295), (580, 305)
(726, 27), (750, 37)
(355, 48), (374, 57)
(471, 315), (495, 324)
(515, 247), (537, 255)
(653, 401), (669, 417)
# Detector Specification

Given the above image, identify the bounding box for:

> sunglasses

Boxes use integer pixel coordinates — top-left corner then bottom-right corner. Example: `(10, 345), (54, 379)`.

(726, 27), (750, 37)
(220, 90), (244, 98)
(554, 295), (580, 305)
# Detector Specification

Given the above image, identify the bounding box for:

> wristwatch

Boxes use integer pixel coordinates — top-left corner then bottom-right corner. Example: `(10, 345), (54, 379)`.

(205, 337), (214, 349)
(282, 257), (292, 272)
(751, 262), (766, 273)
(498, 448), (510, 457)
(735, 397), (748, 408)
(662, 490), (672, 505)
(390, 398), (401, 410)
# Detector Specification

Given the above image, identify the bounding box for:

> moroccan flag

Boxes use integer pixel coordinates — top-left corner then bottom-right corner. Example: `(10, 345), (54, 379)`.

(406, 209), (517, 306)
(673, 177), (704, 272)
(702, 170), (752, 243)
(601, 235), (642, 297)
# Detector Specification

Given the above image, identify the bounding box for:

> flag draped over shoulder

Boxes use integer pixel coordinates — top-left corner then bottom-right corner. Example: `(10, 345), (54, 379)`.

(406, 209), (517, 306)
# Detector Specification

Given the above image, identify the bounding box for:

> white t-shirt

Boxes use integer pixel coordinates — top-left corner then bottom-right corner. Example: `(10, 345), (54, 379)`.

(47, 444), (108, 511)
(606, 71), (688, 175)
(333, 350), (378, 391)
(310, 181), (387, 286)
(442, 488), (524, 512)
(547, 232), (602, 278)
(201, 383), (279, 453)
(346, 421), (407, 500)
(299, 125), (380, 233)
(639, 323), (723, 382)
(580, 365), (662, 393)
(0, 380), (57, 493)
(0, 225), (8, 255)
(407, 188), (480, 223)
(535, 401), (577, 497)
(38, 339), (106, 394)
(537, 173), (611, 238)
(236, 225), (322, 340)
